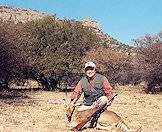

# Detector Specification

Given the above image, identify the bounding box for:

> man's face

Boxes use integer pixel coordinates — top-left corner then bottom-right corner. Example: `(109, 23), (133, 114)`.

(85, 67), (96, 77)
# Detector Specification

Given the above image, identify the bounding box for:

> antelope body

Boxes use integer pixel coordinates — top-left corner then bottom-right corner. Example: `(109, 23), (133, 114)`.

(66, 105), (141, 132)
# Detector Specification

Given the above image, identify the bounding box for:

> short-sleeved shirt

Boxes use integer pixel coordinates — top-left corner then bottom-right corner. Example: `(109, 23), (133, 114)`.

(70, 74), (113, 101)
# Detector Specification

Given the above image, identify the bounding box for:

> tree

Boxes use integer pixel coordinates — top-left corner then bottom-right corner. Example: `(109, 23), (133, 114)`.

(0, 21), (26, 88)
(133, 32), (162, 92)
(83, 46), (134, 85)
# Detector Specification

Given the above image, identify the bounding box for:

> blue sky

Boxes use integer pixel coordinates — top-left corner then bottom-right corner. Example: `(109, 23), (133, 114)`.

(0, 0), (162, 46)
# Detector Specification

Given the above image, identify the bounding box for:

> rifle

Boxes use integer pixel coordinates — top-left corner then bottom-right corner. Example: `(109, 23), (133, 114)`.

(71, 94), (118, 131)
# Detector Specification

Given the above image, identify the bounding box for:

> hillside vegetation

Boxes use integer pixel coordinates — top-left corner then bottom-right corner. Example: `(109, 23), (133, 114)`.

(0, 6), (162, 93)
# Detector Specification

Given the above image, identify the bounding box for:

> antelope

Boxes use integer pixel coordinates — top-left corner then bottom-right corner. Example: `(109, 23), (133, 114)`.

(65, 103), (142, 132)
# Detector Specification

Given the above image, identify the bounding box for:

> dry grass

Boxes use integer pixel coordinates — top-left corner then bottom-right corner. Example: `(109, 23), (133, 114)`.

(0, 86), (161, 132)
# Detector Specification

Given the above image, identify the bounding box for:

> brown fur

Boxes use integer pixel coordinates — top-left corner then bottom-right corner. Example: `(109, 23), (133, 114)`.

(66, 105), (141, 132)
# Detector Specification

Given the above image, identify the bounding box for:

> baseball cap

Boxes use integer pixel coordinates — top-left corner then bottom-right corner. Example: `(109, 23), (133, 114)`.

(84, 61), (96, 69)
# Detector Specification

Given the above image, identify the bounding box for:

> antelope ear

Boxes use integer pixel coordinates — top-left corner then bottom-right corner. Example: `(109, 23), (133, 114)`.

(66, 98), (71, 104)
(64, 98), (71, 107)
(65, 103), (75, 122)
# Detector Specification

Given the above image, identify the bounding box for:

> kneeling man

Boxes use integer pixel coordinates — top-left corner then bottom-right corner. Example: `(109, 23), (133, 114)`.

(69, 61), (113, 128)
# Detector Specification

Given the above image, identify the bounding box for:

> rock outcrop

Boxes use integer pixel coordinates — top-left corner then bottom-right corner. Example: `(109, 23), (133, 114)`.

(82, 19), (132, 53)
(0, 6), (48, 23)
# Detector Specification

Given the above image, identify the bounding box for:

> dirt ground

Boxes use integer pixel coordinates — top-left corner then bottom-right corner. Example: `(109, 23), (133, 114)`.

(0, 85), (161, 132)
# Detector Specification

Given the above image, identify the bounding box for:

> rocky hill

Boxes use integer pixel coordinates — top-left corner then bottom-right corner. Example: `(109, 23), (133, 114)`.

(82, 19), (131, 51)
(0, 6), (132, 53)
(0, 6), (48, 23)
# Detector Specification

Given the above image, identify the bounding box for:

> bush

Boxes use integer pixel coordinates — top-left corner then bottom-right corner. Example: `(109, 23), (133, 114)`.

(133, 33), (162, 93)
(83, 46), (134, 85)
(0, 21), (26, 87)
(0, 16), (103, 90)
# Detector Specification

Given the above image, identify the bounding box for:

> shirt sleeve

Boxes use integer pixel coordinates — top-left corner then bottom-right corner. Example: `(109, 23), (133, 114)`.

(70, 80), (83, 100)
(102, 76), (113, 100)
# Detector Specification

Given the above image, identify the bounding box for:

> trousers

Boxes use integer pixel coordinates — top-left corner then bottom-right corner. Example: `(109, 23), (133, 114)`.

(77, 96), (108, 111)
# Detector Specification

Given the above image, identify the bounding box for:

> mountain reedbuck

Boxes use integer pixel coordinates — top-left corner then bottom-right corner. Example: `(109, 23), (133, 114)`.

(65, 101), (142, 132)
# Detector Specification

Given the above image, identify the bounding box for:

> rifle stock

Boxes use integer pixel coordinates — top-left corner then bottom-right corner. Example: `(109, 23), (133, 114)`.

(71, 117), (91, 131)
(71, 94), (118, 131)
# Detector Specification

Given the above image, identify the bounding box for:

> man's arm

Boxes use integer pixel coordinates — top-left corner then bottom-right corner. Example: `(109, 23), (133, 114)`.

(70, 80), (83, 104)
(102, 77), (113, 100)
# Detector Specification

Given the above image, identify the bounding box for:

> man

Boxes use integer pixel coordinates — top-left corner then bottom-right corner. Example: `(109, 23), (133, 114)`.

(69, 61), (113, 127)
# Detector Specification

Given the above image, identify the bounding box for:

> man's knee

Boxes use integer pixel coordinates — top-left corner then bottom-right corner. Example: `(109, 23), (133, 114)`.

(77, 105), (94, 111)
(97, 96), (108, 106)
(99, 96), (108, 103)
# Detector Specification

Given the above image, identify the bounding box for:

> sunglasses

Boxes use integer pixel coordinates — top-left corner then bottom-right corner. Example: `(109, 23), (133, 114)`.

(85, 67), (95, 71)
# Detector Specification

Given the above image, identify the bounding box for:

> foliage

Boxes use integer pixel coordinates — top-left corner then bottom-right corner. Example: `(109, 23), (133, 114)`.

(19, 17), (102, 75)
(133, 33), (162, 92)
(0, 16), (102, 89)
(83, 46), (134, 85)
(0, 21), (26, 87)
(1, 15), (161, 93)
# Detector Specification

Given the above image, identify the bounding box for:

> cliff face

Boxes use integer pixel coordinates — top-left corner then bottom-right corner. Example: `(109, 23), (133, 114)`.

(0, 6), (47, 23)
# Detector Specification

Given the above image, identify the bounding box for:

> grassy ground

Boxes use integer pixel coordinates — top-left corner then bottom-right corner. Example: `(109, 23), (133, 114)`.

(0, 86), (161, 132)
